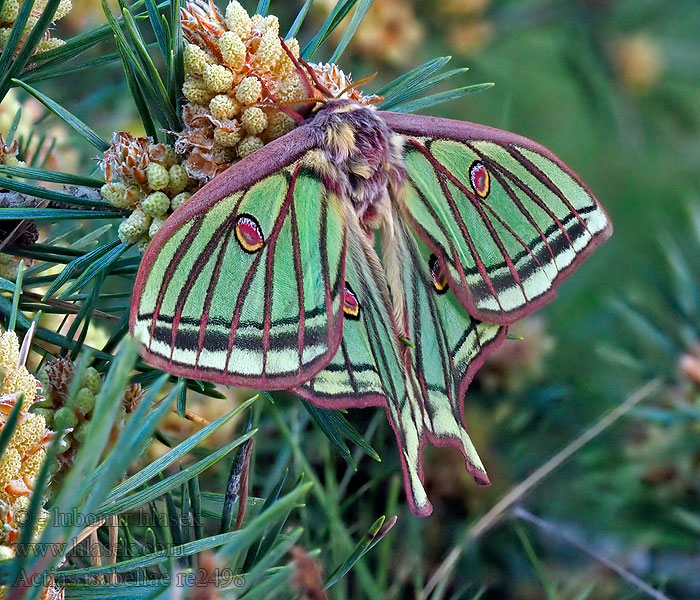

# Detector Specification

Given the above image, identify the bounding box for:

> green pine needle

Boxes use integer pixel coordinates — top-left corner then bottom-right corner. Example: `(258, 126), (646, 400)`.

(8, 260), (23, 330)
(12, 78), (110, 151)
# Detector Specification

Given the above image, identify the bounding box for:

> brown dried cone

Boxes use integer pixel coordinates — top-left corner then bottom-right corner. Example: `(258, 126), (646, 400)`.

(39, 357), (74, 404)
(34, 357), (146, 477)
(122, 383), (145, 414)
(102, 132), (163, 189)
(100, 132), (199, 252)
(176, 0), (377, 181)
(290, 546), (328, 600)
(0, 194), (40, 247)
(0, 192), (41, 262)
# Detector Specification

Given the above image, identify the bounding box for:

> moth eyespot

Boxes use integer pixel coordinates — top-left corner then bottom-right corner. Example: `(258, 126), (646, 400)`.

(429, 254), (449, 294)
(235, 214), (264, 253)
(342, 283), (360, 320)
(469, 161), (490, 199)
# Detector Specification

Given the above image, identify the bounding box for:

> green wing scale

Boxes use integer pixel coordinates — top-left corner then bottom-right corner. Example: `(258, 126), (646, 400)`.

(132, 137), (348, 389)
(382, 112), (612, 325)
(298, 211), (434, 514)
(298, 209), (506, 515)
(132, 102), (612, 517)
(391, 211), (505, 486)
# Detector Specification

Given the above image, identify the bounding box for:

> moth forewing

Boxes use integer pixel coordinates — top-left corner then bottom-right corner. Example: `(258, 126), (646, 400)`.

(382, 110), (612, 325)
(131, 100), (611, 517)
(131, 125), (349, 389)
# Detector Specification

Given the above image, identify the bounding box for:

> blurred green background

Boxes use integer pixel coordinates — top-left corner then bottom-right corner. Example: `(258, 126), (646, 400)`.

(355, 1), (700, 598)
(4, 0), (700, 598)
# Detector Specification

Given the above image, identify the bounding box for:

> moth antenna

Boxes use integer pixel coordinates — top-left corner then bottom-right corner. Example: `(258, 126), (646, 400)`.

(336, 72), (378, 99)
(298, 57), (334, 98)
(280, 37), (317, 99)
(257, 97), (328, 109)
(274, 104), (305, 123)
(251, 74), (306, 123)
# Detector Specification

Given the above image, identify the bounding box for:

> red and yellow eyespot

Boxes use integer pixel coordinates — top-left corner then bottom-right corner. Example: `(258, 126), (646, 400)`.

(342, 283), (361, 320)
(235, 214), (265, 253)
(469, 161), (490, 199)
(429, 254), (449, 294)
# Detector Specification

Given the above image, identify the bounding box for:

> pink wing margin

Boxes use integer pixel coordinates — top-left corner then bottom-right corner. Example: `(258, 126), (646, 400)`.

(380, 111), (613, 325)
(130, 123), (351, 389)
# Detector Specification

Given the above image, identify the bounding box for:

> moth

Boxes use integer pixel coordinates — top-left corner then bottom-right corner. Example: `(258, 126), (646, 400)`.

(130, 99), (612, 516)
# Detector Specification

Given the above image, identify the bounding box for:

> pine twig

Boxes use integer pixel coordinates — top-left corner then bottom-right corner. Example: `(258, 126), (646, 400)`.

(108, 514), (119, 584)
(422, 378), (663, 599)
(172, 407), (210, 426)
(512, 507), (674, 600)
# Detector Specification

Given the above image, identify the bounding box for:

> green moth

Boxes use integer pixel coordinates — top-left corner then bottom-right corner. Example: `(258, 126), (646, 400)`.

(130, 98), (612, 516)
